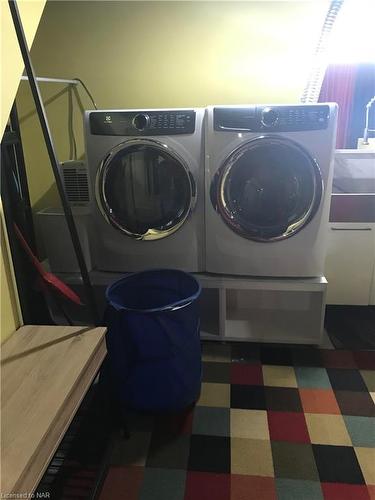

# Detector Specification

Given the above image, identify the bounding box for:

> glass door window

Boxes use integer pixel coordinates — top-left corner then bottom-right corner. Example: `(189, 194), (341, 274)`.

(212, 137), (323, 241)
(97, 141), (194, 240)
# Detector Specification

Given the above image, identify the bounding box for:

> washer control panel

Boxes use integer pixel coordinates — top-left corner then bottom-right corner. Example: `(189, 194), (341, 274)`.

(90, 110), (196, 136)
(214, 105), (330, 132)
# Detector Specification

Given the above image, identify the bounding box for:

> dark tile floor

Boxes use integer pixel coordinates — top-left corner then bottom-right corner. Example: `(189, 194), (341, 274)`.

(96, 343), (375, 500)
(325, 306), (375, 350)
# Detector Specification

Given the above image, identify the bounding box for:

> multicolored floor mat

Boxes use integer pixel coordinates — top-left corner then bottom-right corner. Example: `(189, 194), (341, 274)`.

(97, 343), (375, 500)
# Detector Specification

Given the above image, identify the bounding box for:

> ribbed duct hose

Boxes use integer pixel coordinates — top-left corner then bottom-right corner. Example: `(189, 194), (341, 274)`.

(301, 0), (345, 103)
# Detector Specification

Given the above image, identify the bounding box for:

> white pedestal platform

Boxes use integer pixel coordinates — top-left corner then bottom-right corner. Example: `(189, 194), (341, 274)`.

(54, 269), (327, 346)
(198, 274), (327, 345)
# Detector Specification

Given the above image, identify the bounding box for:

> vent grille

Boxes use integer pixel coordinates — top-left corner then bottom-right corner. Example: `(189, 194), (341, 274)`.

(62, 164), (90, 205)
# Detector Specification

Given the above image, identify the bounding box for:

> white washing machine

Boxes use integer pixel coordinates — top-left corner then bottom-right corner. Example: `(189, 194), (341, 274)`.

(84, 108), (205, 272)
(205, 103), (338, 277)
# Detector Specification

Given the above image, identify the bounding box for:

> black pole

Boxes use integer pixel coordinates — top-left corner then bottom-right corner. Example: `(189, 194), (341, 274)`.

(9, 103), (37, 252)
(8, 0), (99, 325)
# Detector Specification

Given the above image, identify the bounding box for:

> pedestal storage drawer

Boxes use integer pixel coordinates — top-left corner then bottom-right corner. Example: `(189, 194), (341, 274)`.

(225, 288), (325, 344)
(198, 275), (327, 345)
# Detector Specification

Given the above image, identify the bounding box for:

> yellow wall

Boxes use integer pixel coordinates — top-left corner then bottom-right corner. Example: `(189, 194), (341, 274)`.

(16, 0), (326, 209)
(1, 0), (46, 342)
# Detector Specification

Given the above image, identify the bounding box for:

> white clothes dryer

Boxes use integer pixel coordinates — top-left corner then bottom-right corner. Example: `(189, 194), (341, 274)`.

(84, 108), (205, 272)
(205, 104), (338, 277)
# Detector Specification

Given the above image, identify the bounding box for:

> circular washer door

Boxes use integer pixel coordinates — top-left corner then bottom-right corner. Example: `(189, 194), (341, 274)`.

(212, 136), (323, 242)
(97, 139), (195, 240)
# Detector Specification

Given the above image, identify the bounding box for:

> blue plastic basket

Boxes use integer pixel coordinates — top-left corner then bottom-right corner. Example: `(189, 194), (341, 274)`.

(105, 269), (202, 412)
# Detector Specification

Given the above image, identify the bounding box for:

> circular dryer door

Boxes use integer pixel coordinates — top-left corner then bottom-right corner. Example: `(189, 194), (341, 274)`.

(97, 140), (195, 240)
(212, 136), (323, 241)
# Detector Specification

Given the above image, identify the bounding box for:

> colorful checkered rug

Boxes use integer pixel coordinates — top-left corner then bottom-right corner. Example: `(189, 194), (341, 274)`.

(98, 342), (375, 500)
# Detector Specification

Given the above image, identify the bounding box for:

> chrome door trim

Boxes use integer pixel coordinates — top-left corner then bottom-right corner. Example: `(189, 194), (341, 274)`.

(213, 135), (324, 242)
(96, 138), (196, 241)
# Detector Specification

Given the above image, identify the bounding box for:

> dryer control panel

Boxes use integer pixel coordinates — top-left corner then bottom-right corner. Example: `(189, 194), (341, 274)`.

(214, 105), (330, 132)
(90, 110), (196, 136)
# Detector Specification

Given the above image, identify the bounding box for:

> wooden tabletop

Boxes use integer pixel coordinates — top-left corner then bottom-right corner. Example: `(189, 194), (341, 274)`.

(1, 325), (107, 495)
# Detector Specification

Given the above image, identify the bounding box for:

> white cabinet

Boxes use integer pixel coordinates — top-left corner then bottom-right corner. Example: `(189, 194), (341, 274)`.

(325, 223), (375, 305)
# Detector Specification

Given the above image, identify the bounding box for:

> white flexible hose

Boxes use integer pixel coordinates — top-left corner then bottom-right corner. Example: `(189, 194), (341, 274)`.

(301, 0), (345, 103)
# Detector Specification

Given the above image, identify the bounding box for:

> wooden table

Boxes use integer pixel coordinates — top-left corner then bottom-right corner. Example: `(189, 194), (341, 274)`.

(1, 325), (107, 495)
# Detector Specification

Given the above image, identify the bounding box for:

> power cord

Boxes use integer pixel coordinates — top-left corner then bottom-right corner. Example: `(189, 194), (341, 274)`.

(68, 85), (77, 160)
(67, 77), (98, 160)
(73, 77), (98, 110)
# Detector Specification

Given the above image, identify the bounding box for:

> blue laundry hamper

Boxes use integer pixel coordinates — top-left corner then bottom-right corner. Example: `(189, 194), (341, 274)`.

(105, 269), (202, 412)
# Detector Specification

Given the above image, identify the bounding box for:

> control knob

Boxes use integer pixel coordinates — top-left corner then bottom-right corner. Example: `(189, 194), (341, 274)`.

(261, 107), (278, 128)
(133, 113), (150, 131)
